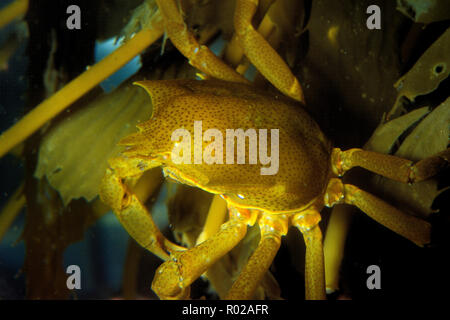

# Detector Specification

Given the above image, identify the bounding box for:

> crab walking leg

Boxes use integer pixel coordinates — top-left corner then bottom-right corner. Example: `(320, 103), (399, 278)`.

(292, 209), (326, 300)
(332, 147), (450, 184)
(225, 1), (278, 71)
(325, 178), (431, 246)
(155, 0), (248, 84)
(0, 0), (28, 29)
(100, 157), (185, 261)
(196, 195), (228, 245)
(345, 184), (431, 246)
(225, 213), (288, 300)
(234, 0), (304, 102)
(152, 208), (255, 300)
(0, 26), (164, 159)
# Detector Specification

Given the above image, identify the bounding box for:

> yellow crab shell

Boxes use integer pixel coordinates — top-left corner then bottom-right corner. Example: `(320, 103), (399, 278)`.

(118, 79), (332, 213)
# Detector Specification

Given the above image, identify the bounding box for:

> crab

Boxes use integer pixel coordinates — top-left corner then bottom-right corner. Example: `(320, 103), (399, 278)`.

(98, 0), (450, 300)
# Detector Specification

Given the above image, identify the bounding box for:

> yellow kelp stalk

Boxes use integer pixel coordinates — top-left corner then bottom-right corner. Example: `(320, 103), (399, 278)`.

(0, 183), (25, 242)
(0, 0), (28, 29)
(0, 24), (164, 159)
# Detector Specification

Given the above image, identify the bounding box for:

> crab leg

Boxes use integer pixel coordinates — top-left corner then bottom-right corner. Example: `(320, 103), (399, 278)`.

(100, 156), (185, 261)
(152, 207), (256, 300)
(225, 213), (288, 300)
(345, 184), (430, 246)
(325, 178), (431, 246)
(225, 0), (278, 71)
(155, 0), (248, 84)
(234, 0), (304, 102)
(331, 147), (450, 184)
(292, 209), (326, 300)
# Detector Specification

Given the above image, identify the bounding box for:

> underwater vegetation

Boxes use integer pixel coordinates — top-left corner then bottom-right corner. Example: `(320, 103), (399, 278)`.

(0, 0), (449, 300)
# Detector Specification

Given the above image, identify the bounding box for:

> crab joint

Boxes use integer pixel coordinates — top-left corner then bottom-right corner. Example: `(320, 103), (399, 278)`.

(152, 216), (248, 299)
(324, 178), (345, 207)
(291, 210), (322, 233)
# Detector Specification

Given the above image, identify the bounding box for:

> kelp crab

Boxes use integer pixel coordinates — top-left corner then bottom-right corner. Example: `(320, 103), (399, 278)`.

(0, 0), (448, 300)
(98, 0), (449, 300)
